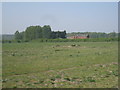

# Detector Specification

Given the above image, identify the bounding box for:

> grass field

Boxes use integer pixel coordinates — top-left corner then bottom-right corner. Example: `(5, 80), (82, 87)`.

(2, 42), (118, 88)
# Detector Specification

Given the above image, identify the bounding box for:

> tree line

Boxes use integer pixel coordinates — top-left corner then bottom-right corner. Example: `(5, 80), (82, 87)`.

(15, 25), (66, 41)
(13, 25), (120, 43)
(67, 32), (119, 38)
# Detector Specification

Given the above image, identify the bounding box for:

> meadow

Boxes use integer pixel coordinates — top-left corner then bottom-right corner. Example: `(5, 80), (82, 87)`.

(2, 41), (118, 88)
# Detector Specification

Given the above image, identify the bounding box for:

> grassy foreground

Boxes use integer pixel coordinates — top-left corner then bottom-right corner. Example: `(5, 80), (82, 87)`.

(2, 42), (118, 88)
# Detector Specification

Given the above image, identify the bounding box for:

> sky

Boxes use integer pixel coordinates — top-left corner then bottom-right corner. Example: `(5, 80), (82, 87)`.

(0, 2), (2, 35)
(2, 2), (118, 34)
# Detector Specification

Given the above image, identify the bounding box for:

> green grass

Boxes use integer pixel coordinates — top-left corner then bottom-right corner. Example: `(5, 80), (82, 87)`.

(2, 42), (118, 88)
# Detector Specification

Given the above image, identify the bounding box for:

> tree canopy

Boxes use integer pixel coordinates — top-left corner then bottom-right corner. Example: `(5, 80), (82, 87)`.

(14, 25), (66, 41)
(15, 25), (119, 41)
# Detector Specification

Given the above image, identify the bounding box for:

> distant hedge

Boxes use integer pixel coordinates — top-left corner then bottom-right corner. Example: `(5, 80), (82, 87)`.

(2, 38), (120, 43)
(31, 38), (120, 42)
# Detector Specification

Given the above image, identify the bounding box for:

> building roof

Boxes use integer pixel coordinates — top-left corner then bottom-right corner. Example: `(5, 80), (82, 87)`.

(75, 34), (89, 37)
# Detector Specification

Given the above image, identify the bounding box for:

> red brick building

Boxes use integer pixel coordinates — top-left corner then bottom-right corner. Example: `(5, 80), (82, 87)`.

(67, 34), (89, 39)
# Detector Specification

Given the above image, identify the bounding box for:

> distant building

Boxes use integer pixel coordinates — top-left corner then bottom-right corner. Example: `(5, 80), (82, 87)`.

(67, 34), (89, 39)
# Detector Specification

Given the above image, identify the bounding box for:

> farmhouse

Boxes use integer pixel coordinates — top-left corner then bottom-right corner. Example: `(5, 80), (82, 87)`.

(67, 34), (89, 39)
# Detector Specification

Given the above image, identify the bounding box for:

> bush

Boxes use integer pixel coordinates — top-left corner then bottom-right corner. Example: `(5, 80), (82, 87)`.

(4, 38), (118, 43)
(17, 40), (21, 43)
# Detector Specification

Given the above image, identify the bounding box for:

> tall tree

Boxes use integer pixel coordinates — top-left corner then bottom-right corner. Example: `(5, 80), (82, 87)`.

(51, 31), (57, 39)
(15, 30), (21, 40)
(15, 25), (67, 41)
(35, 26), (42, 39)
(42, 25), (51, 39)
(61, 30), (66, 38)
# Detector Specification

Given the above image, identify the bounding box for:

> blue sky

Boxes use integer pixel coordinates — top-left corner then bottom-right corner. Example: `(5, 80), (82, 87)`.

(2, 2), (118, 34)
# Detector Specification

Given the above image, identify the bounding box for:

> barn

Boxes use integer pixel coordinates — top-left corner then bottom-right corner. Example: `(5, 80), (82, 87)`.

(67, 34), (89, 39)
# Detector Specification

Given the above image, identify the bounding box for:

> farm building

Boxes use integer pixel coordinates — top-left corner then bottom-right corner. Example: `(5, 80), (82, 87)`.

(67, 34), (89, 39)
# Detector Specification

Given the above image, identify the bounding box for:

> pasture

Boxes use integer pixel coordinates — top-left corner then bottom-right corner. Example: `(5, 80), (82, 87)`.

(2, 42), (118, 88)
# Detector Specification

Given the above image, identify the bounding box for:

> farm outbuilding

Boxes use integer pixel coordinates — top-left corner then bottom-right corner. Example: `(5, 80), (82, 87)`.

(67, 34), (89, 39)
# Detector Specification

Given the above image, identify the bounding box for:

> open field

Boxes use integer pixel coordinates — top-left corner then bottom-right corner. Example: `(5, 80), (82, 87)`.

(2, 42), (118, 88)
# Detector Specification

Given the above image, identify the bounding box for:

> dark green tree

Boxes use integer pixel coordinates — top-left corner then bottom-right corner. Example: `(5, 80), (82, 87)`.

(42, 25), (51, 39)
(51, 31), (57, 39)
(15, 25), (67, 41)
(61, 30), (66, 38)
(15, 30), (21, 40)
(34, 26), (42, 39)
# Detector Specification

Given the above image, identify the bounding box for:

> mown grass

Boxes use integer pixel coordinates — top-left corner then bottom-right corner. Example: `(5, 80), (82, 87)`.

(2, 42), (118, 88)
